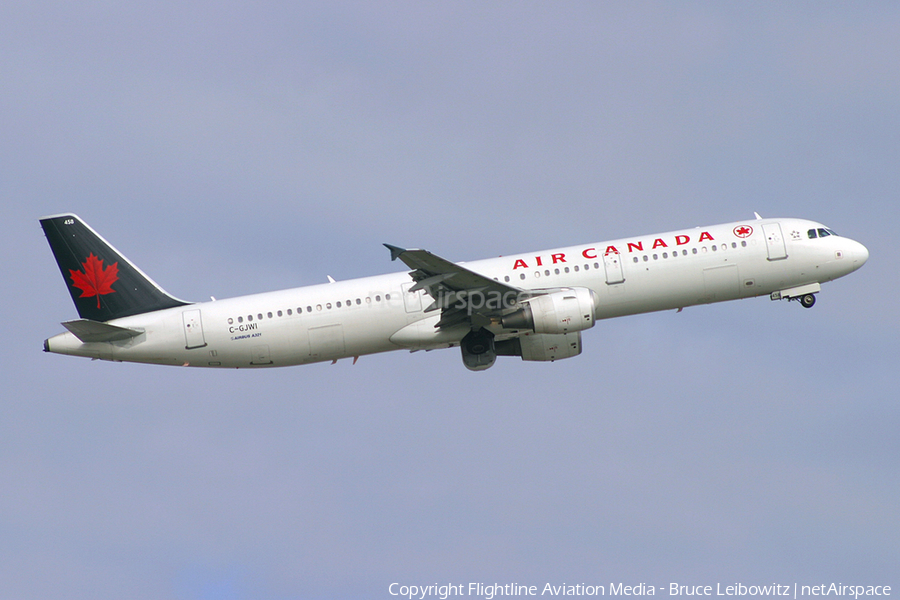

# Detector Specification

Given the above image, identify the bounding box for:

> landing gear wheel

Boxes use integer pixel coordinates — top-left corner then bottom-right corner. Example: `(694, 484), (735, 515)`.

(799, 293), (816, 308)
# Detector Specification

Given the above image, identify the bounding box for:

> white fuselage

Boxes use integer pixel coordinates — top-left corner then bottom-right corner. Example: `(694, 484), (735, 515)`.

(44, 218), (868, 368)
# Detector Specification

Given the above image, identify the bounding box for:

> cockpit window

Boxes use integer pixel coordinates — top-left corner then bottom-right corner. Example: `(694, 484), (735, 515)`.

(809, 228), (840, 239)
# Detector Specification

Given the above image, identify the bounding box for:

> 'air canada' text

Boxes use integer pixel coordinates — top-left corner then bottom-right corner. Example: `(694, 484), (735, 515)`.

(511, 232), (717, 270)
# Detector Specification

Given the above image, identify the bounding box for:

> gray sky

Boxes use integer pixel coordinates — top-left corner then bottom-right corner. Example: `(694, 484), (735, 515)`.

(2, 2), (898, 599)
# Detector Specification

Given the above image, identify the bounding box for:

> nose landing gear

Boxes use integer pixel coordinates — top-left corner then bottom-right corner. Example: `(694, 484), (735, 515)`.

(770, 283), (821, 309)
(799, 293), (816, 309)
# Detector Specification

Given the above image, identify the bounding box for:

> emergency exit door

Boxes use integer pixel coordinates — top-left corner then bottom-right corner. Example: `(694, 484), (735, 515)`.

(401, 281), (423, 313)
(182, 309), (207, 349)
(603, 250), (625, 285)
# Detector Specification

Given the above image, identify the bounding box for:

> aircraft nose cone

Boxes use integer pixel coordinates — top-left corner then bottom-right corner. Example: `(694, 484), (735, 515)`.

(846, 239), (868, 272)
(855, 240), (869, 266)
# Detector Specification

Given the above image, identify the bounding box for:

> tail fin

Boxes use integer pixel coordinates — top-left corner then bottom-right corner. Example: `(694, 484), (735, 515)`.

(40, 213), (189, 321)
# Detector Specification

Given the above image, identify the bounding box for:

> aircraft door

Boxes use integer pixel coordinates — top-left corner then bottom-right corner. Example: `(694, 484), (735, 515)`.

(763, 223), (788, 261)
(308, 324), (346, 360)
(182, 309), (207, 349)
(401, 281), (423, 313)
(603, 250), (625, 285)
(251, 345), (272, 365)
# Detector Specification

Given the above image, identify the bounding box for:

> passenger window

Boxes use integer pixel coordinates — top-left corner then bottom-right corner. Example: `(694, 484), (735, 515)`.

(336, 301), (341, 308)
(574, 265), (579, 272)
(643, 255), (649, 262)
(385, 294), (391, 300)
(554, 268), (560, 274)
(653, 254), (658, 260)
(692, 248), (698, 255)
(375, 295), (381, 302)
(520, 273), (526, 280)
(633, 257), (639, 263)
(564, 267), (570, 273)
(741, 241), (747, 247)
(316, 305), (322, 311)
(277, 310), (282, 317)
(258, 313), (264, 320)
(326, 303), (332, 309)
(248, 315), (253, 321)
(267, 312), (273, 318)
(534, 271), (541, 278)
(228, 318), (234, 325)
(307, 306), (312, 312)
(662, 252), (668, 259)
(238, 316), (243, 323)
(544, 269), (550, 276)
(712, 245), (717, 252)
(356, 298), (361, 305)
(504, 275), (510, 282)
(287, 309), (293, 315)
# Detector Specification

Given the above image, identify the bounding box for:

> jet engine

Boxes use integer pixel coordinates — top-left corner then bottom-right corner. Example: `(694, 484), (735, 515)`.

(460, 328), (496, 371)
(501, 287), (597, 334)
(496, 332), (582, 362)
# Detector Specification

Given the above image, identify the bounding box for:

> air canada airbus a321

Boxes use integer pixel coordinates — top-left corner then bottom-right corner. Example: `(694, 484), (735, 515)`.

(40, 213), (868, 371)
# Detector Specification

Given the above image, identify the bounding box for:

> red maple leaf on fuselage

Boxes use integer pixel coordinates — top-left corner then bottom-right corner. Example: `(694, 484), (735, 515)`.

(69, 253), (119, 309)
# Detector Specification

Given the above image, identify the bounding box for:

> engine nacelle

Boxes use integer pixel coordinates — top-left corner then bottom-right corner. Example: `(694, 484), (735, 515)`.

(460, 327), (497, 371)
(496, 332), (582, 362)
(501, 287), (597, 334)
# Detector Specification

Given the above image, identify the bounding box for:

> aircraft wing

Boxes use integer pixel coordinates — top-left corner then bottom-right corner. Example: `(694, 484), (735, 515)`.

(385, 244), (523, 329)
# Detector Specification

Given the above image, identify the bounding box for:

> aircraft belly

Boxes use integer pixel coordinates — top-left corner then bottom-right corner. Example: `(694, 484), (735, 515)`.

(702, 264), (740, 302)
(339, 310), (411, 357)
(594, 263), (705, 318)
(389, 316), (468, 349)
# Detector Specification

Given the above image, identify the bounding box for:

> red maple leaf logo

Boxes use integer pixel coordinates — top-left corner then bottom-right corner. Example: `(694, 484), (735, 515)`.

(69, 253), (119, 309)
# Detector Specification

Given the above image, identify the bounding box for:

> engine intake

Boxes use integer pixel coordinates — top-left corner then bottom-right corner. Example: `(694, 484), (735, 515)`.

(460, 328), (496, 371)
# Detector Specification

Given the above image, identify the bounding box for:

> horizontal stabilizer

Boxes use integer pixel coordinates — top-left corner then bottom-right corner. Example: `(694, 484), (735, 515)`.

(61, 319), (143, 343)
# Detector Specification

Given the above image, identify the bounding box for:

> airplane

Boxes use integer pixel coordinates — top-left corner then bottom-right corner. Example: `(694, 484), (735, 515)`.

(40, 213), (868, 371)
